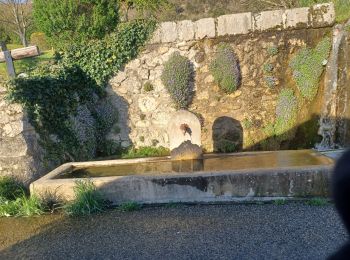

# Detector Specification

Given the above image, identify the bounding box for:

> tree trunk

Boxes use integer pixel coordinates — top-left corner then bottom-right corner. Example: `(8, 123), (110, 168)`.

(20, 33), (28, 47)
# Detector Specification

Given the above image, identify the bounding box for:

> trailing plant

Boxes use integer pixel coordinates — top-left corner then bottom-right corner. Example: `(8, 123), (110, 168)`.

(64, 180), (107, 217)
(290, 37), (331, 101)
(210, 43), (241, 93)
(274, 88), (298, 137)
(161, 52), (194, 109)
(59, 20), (156, 86)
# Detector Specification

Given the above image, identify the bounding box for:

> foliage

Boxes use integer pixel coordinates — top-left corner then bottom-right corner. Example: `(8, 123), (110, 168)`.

(267, 45), (279, 56)
(0, 177), (25, 201)
(118, 201), (141, 212)
(242, 119), (253, 129)
(290, 37), (331, 101)
(305, 197), (329, 206)
(30, 32), (51, 51)
(122, 146), (170, 159)
(0, 195), (44, 217)
(273, 199), (286, 205)
(33, 0), (119, 48)
(274, 88), (298, 136)
(263, 63), (274, 73)
(64, 180), (106, 217)
(120, 0), (169, 21)
(216, 140), (237, 153)
(59, 20), (156, 86)
(143, 81), (154, 92)
(6, 64), (119, 164)
(264, 76), (277, 88)
(210, 43), (241, 93)
(161, 52), (194, 109)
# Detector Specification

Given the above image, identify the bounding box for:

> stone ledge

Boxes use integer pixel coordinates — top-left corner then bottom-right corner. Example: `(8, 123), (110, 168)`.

(149, 2), (335, 44)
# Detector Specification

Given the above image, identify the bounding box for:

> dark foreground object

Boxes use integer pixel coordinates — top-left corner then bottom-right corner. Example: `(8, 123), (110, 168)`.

(0, 203), (347, 260)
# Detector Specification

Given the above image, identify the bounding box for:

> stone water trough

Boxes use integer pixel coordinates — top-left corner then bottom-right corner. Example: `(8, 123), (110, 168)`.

(30, 149), (334, 204)
(30, 111), (336, 204)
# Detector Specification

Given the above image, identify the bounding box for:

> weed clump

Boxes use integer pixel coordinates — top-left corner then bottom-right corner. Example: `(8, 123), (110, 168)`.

(118, 202), (141, 212)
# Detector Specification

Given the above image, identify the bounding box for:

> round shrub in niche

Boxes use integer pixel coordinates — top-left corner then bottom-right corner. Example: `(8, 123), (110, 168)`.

(210, 43), (241, 93)
(161, 52), (194, 109)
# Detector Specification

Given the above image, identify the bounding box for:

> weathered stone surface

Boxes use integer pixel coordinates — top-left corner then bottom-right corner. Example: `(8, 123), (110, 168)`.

(170, 140), (203, 160)
(167, 110), (201, 150)
(253, 9), (284, 31)
(217, 12), (252, 36)
(284, 7), (310, 29)
(177, 20), (195, 41)
(161, 22), (177, 43)
(149, 26), (161, 44)
(311, 3), (336, 28)
(195, 18), (216, 39)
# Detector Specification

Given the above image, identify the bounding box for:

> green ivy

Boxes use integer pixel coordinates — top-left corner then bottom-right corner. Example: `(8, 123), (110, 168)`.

(290, 37), (331, 101)
(59, 20), (156, 86)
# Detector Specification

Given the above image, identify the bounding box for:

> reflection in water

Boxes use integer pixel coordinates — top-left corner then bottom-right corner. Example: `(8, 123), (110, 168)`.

(57, 150), (333, 179)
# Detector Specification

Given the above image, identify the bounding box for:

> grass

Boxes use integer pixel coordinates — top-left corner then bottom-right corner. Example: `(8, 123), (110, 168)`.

(299, 0), (350, 22)
(121, 146), (170, 159)
(0, 49), (54, 79)
(273, 199), (286, 205)
(64, 180), (107, 217)
(118, 202), (141, 212)
(0, 176), (26, 200)
(305, 197), (329, 206)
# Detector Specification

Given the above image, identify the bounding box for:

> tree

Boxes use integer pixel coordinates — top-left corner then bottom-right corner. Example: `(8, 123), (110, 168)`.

(0, 0), (33, 47)
(120, 0), (168, 21)
(33, 0), (119, 49)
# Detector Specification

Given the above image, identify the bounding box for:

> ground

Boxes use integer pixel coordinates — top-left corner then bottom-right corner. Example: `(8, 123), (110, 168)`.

(0, 203), (347, 259)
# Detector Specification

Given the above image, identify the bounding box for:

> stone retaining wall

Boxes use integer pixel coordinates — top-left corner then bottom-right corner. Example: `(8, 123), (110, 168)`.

(109, 3), (336, 151)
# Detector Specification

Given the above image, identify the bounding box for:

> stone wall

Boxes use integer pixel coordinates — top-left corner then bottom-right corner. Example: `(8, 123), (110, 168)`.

(0, 84), (46, 184)
(109, 3), (336, 152)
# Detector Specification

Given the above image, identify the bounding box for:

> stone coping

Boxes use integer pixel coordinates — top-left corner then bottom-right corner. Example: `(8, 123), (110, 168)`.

(150, 3), (335, 44)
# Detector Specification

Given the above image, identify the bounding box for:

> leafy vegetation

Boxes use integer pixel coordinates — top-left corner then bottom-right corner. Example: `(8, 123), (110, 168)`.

(30, 32), (51, 51)
(161, 52), (194, 109)
(33, 0), (120, 49)
(273, 199), (286, 205)
(122, 146), (170, 159)
(143, 81), (154, 92)
(118, 201), (141, 212)
(210, 43), (241, 94)
(290, 37), (332, 101)
(274, 88), (298, 137)
(64, 180), (107, 217)
(0, 177), (25, 201)
(305, 197), (329, 206)
(59, 20), (156, 86)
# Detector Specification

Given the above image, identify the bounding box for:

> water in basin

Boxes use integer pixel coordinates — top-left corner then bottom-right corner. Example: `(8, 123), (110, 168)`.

(58, 150), (333, 179)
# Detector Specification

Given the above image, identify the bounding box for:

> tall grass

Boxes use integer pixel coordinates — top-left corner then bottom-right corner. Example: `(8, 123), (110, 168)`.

(64, 180), (106, 217)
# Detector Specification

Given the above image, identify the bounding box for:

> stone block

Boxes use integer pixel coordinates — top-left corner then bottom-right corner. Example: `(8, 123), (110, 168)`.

(284, 7), (310, 29)
(0, 137), (28, 157)
(149, 26), (161, 44)
(160, 22), (177, 43)
(311, 3), (336, 28)
(195, 18), (216, 39)
(253, 9), (284, 31)
(177, 20), (195, 41)
(217, 12), (252, 36)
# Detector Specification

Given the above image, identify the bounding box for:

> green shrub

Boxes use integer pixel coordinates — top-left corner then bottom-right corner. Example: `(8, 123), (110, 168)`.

(64, 180), (106, 217)
(143, 81), (154, 92)
(210, 43), (241, 93)
(60, 20), (156, 86)
(274, 88), (298, 136)
(290, 37), (331, 101)
(0, 195), (44, 217)
(161, 52), (194, 109)
(118, 201), (141, 212)
(216, 140), (237, 153)
(122, 146), (170, 159)
(0, 177), (25, 201)
(30, 32), (51, 51)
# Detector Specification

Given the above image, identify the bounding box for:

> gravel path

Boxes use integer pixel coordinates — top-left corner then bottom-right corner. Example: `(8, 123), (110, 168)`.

(0, 203), (348, 260)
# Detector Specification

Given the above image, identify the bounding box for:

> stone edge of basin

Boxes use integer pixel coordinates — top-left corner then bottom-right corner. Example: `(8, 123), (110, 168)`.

(30, 150), (335, 205)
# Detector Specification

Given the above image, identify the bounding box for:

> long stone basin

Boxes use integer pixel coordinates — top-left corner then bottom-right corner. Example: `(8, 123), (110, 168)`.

(30, 150), (335, 204)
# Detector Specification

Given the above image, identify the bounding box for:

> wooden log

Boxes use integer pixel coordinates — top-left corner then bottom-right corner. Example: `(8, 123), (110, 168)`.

(0, 46), (40, 63)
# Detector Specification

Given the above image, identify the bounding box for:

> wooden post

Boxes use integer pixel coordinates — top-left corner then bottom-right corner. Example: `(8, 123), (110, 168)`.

(0, 42), (16, 78)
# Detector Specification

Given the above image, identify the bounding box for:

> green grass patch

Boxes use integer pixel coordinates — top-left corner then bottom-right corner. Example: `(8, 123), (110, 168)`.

(305, 197), (329, 206)
(122, 146), (170, 159)
(0, 195), (44, 217)
(273, 199), (286, 205)
(0, 50), (54, 79)
(0, 176), (26, 200)
(118, 202), (141, 212)
(64, 180), (106, 217)
(290, 37), (331, 101)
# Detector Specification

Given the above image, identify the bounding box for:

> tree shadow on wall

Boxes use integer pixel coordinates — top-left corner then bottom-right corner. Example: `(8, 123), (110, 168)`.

(212, 116), (243, 153)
